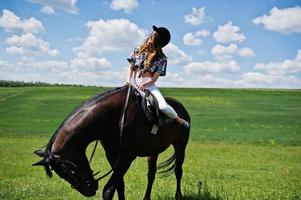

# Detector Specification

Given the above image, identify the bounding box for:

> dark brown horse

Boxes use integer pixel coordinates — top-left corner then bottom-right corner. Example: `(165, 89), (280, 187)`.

(33, 85), (190, 200)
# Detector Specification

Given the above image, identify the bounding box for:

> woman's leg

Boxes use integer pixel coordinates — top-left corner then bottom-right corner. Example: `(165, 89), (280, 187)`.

(148, 85), (189, 127)
(148, 85), (177, 119)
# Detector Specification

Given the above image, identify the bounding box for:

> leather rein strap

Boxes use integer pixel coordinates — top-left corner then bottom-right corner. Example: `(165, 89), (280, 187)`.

(120, 85), (132, 138)
(89, 140), (99, 164)
(91, 85), (132, 182)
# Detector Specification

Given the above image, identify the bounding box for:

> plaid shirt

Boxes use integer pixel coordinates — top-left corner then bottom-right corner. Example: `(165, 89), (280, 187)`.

(127, 48), (167, 76)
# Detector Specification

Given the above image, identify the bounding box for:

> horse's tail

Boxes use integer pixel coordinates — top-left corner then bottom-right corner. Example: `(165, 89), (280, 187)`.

(157, 153), (176, 177)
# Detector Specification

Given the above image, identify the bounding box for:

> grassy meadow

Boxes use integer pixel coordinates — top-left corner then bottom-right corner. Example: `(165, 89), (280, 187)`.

(0, 86), (300, 199)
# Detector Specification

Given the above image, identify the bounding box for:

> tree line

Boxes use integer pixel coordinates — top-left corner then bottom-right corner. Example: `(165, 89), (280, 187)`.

(0, 80), (86, 87)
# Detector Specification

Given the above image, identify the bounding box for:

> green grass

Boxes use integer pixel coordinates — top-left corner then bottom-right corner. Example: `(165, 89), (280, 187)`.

(164, 88), (301, 145)
(0, 86), (301, 199)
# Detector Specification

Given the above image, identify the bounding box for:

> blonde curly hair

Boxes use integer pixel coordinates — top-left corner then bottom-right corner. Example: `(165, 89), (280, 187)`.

(138, 32), (166, 69)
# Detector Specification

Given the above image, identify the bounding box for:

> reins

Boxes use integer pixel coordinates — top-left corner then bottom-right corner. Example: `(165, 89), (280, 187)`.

(91, 85), (132, 182)
(89, 140), (99, 163)
(88, 139), (114, 182)
(120, 84), (132, 138)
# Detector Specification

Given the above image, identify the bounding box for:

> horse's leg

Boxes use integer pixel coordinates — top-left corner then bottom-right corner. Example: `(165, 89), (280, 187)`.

(105, 152), (126, 200)
(143, 155), (158, 200)
(173, 142), (186, 200)
(103, 154), (135, 200)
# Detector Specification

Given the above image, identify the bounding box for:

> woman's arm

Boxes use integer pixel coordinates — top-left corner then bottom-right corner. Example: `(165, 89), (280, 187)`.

(126, 64), (136, 84)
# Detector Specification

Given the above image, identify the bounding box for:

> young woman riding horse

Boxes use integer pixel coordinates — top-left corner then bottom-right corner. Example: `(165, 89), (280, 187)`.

(33, 25), (191, 200)
(127, 25), (189, 129)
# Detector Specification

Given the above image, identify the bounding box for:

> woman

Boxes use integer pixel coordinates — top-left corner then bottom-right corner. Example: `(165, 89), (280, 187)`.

(126, 25), (189, 128)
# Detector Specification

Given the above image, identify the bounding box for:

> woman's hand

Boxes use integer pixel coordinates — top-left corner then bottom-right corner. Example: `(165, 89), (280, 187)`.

(136, 84), (147, 92)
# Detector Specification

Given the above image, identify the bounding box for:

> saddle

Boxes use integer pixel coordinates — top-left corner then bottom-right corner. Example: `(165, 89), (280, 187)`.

(133, 87), (174, 134)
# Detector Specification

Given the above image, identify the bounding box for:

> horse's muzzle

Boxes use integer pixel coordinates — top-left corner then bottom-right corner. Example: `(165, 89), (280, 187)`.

(76, 179), (98, 197)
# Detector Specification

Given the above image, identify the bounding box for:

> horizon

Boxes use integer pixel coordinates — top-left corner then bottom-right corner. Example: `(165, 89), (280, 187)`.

(2, 79), (301, 91)
(0, 0), (301, 88)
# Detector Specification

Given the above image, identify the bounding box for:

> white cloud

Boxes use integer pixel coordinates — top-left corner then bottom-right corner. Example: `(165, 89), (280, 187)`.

(254, 49), (301, 75)
(184, 59), (240, 74)
(195, 29), (210, 37)
(17, 60), (68, 73)
(242, 72), (299, 85)
(0, 9), (44, 34)
(0, 59), (70, 84)
(66, 70), (126, 86)
(183, 33), (202, 46)
(253, 6), (301, 34)
(5, 33), (59, 57)
(238, 49), (301, 88)
(40, 6), (55, 14)
(213, 21), (246, 44)
(297, 49), (301, 61)
(3, 57), (123, 86)
(183, 29), (210, 46)
(70, 56), (111, 69)
(164, 43), (192, 65)
(212, 44), (236, 60)
(211, 43), (254, 59)
(157, 72), (248, 88)
(74, 19), (145, 57)
(66, 36), (84, 43)
(28, 0), (79, 14)
(6, 46), (24, 55)
(239, 47), (255, 57)
(195, 74), (244, 88)
(184, 6), (208, 26)
(162, 69), (300, 88)
(0, 58), (11, 70)
(70, 18), (145, 81)
(110, 0), (138, 13)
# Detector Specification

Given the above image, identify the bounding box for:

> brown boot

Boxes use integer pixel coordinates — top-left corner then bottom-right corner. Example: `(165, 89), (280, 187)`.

(175, 117), (190, 128)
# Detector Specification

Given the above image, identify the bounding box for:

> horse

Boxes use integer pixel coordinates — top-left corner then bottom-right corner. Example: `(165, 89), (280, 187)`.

(33, 85), (190, 200)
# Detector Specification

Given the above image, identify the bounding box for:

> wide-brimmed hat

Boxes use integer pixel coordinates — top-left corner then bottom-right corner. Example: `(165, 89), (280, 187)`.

(152, 25), (171, 47)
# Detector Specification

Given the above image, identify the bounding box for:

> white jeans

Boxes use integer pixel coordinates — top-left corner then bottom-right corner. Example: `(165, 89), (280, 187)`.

(135, 77), (178, 119)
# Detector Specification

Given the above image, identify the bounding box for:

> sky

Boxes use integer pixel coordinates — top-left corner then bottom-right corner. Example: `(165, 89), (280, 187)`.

(0, 0), (301, 88)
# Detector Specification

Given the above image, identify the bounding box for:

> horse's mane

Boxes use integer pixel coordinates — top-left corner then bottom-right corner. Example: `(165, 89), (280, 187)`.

(45, 86), (127, 150)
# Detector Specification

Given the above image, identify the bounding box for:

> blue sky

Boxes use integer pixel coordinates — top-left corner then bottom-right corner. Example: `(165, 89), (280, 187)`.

(0, 0), (301, 88)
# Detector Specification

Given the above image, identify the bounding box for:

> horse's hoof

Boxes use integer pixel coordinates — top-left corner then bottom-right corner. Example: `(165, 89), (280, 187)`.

(175, 192), (182, 200)
(103, 186), (115, 200)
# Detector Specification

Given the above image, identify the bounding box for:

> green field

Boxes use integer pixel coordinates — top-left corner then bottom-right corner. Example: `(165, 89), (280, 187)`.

(0, 86), (300, 199)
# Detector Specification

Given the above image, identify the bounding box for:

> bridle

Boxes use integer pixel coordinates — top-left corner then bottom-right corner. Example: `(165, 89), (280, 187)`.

(44, 140), (113, 190)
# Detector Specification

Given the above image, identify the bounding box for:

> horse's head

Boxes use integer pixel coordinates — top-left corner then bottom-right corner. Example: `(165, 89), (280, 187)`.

(32, 87), (128, 196)
(33, 149), (98, 197)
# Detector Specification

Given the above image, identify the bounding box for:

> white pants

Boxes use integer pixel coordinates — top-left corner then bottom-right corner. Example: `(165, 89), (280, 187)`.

(135, 77), (178, 119)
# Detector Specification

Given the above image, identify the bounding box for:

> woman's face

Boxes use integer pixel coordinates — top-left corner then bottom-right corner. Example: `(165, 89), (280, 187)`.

(147, 32), (157, 44)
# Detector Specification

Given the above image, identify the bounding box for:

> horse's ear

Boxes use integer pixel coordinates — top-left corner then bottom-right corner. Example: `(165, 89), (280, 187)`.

(34, 149), (45, 157)
(32, 158), (53, 178)
(32, 159), (48, 166)
(45, 165), (53, 178)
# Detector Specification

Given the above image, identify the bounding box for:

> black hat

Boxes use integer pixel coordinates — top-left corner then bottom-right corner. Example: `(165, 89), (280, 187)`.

(152, 25), (171, 47)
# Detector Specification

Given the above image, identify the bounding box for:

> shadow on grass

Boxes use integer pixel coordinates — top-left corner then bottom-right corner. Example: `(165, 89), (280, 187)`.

(183, 193), (222, 200)
(157, 180), (223, 200)
(157, 192), (223, 200)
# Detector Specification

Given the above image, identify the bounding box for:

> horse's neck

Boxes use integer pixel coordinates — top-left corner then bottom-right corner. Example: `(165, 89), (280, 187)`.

(50, 88), (127, 155)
